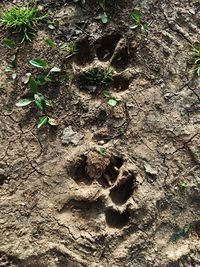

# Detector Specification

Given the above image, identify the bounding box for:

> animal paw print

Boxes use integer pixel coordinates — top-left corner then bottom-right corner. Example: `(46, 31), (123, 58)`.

(73, 32), (130, 94)
(61, 150), (137, 229)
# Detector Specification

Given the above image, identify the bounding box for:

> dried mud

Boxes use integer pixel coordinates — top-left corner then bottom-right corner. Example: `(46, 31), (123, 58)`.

(0, 0), (200, 266)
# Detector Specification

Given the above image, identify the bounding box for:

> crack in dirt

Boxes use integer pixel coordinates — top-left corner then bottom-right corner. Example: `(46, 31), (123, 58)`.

(170, 132), (199, 156)
(1, 1), (200, 266)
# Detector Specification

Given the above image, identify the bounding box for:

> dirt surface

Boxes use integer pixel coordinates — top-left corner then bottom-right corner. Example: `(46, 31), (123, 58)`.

(0, 0), (200, 266)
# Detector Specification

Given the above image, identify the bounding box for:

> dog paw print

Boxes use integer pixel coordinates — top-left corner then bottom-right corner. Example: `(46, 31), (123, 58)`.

(73, 32), (131, 94)
(62, 149), (137, 229)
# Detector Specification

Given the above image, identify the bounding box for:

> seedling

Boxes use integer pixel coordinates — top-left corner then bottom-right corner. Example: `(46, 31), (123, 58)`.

(16, 92), (50, 111)
(15, 58), (59, 128)
(178, 180), (188, 190)
(99, 147), (107, 156)
(172, 224), (192, 242)
(103, 90), (120, 107)
(16, 92), (56, 128)
(29, 58), (63, 85)
(45, 38), (55, 47)
(192, 47), (200, 75)
(31, 227), (42, 238)
(118, 128), (125, 135)
(84, 67), (114, 86)
(99, 0), (109, 24)
(3, 38), (15, 49)
(38, 115), (57, 128)
(131, 11), (149, 32)
(65, 42), (78, 55)
(0, 5), (47, 42)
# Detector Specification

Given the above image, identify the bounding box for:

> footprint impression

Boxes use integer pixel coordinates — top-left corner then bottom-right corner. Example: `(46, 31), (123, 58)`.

(74, 32), (131, 94)
(59, 150), (137, 229)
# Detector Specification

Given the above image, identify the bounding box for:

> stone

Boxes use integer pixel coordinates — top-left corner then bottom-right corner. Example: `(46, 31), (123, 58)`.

(144, 163), (158, 176)
(61, 126), (84, 145)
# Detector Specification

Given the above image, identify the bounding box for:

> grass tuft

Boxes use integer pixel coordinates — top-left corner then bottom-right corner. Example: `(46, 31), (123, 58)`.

(0, 5), (47, 42)
(84, 67), (114, 86)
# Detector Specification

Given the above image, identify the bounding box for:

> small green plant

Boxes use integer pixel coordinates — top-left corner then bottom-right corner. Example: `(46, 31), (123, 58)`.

(65, 42), (78, 55)
(118, 128), (125, 135)
(45, 38), (56, 47)
(31, 227), (41, 238)
(84, 67), (114, 86)
(0, 5), (47, 42)
(98, 147), (107, 156)
(193, 47), (200, 75)
(131, 11), (149, 32)
(15, 58), (61, 128)
(99, 0), (109, 24)
(29, 58), (63, 84)
(103, 90), (120, 107)
(16, 92), (56, 128)
(172, 224), (192, 242)
(178, 180), (188, 190)
(3, 38), (15, 49)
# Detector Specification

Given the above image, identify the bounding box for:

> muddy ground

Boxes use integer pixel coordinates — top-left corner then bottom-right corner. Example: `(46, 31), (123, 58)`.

(0, 0), (200, 266)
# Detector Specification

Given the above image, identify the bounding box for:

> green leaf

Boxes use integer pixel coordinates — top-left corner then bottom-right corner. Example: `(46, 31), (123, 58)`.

(195, 65), (200, 75)
(101, 12), (108, 24)
(3, 38), (15, 49)
(108, 98), (118, 107)
(34, 93), (46, 111)
(45, 38), (55, 47)
(172, 224), (192, 242)
(37, 116), (49, 128)
(103, 90), (111, 97)
(45, 74), (56, 82)
(5, 66), (13, 72)
(48, 117), (58, 126)
(99, 147), (106, 156)
(131, 11), (141, 24)
(29, 58), (48, 69)
(36, 73), (48, 85)
(179, 180), (188, 190)
(182, 224), (191, 235)
(29, 78), (38, 93)
(45, 100), (52, 107)
(50, 67), (61, 73)
(16, 99), (33, 107)
(130, 25), (139, 30)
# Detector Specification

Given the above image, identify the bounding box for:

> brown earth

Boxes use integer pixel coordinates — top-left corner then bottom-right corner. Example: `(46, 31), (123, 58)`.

(0, 0), (200, 266)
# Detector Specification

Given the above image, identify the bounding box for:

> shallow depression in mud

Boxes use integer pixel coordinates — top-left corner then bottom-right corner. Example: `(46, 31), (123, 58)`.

(60, 199), (104, 220)
(109, 172), (136, 205)
(75, 38), (94, 65)
(105, 208), (130, 228)
(96, 33), (122, 61)
(69, 155), (93, 185)
(98, 156), (124, 187)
